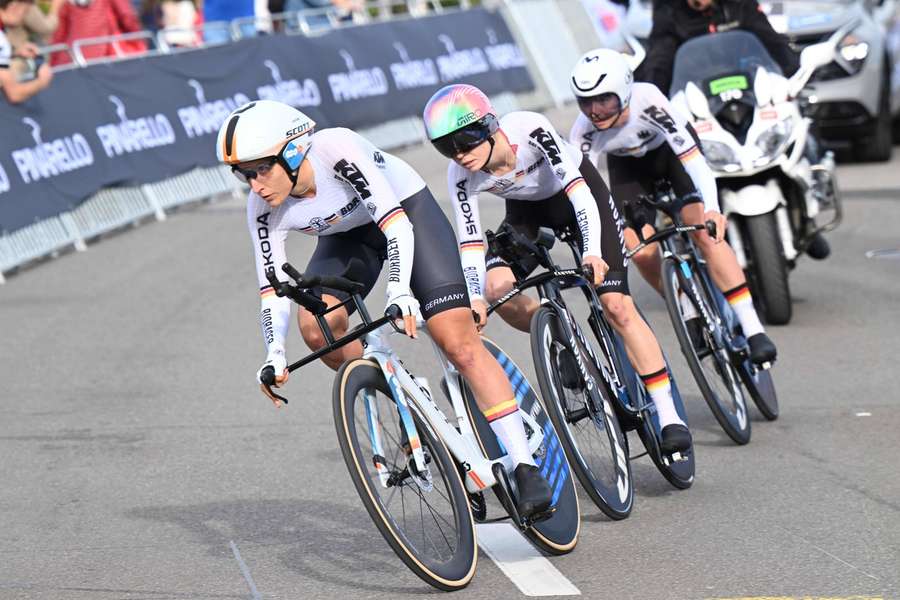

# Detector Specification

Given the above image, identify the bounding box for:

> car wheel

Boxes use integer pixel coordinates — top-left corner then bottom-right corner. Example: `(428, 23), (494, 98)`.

(855, 68), (893, 162)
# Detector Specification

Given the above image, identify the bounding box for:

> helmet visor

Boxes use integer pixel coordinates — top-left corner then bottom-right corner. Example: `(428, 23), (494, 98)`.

(431, 120), (494, 159)
(576, 92), (622, 124)
(231, 156), (278, 183)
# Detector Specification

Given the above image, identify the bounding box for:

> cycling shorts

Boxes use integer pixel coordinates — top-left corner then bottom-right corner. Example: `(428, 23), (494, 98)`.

(485, 155), (630, 296)
(304, 187), (470, 320)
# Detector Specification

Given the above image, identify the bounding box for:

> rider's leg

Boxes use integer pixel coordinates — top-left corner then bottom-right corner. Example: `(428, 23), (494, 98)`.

(600, 291), (684, 428)
(623, 223), (664, 295)
(298, 297), (362, 370)
(485, 266), (539, 332)
(681, 201), (770, 347)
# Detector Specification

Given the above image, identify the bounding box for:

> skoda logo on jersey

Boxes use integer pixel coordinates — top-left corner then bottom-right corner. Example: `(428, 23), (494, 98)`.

(436, 34), (489, 82)
(177, 79), (250, 139)
(11, 117), (94, 184)
(389, 42), (439, 91)
(257, 59), (322, 108)
(96, 95), (176, 158)
(328, 49), (389, 103)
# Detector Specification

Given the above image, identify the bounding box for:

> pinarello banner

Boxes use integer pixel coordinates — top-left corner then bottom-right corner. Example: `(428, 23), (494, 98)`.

(0, 8), (533, 232)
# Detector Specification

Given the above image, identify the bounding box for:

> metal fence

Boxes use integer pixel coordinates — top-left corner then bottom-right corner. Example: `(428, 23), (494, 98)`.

(1, 0), (595, 283)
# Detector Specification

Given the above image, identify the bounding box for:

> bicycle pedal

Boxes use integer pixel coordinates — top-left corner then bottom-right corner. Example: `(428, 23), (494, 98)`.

(522, 507), (556, 528)
(662, 451), (689, 466)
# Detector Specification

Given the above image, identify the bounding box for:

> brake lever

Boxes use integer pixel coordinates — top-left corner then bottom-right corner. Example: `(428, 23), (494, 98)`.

(259, 366), (289, 405)
(705, 219), (718, 239)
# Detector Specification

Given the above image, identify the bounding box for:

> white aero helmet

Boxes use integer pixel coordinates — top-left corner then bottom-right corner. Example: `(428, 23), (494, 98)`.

(216, 100), (316, 178)
(570, 48), (634, 113)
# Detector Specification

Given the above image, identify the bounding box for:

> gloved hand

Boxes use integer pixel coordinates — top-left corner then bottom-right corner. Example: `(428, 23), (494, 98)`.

(257, 349), (289, 407)
(386, 292), (420, 338)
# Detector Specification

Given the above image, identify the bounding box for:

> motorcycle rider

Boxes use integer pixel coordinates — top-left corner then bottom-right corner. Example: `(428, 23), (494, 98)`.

(639, 0), (831, 259)
(569, 48), (778, 365)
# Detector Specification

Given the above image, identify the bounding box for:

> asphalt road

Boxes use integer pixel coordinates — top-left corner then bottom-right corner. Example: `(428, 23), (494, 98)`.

(2, 106), (899, 600)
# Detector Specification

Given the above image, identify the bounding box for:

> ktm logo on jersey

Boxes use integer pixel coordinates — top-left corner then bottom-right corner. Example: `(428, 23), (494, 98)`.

(643, 106), (677, 134)
(528, 128), (562, 165)
(334, 159), (372, 200)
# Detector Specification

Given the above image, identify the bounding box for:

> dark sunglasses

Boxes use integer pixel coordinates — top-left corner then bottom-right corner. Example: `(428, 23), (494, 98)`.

(231, 156), (278, 183)
(431, 122), (494, 159)
(576, 92), (622, 122)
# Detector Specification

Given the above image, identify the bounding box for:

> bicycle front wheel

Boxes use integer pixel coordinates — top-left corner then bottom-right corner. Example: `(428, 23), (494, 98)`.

(662, 260), (751, 445)
(333, 359), (477, 591)
(531, 307), (633, 520)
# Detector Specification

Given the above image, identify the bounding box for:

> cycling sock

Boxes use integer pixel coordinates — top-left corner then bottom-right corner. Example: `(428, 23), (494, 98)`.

(724, 284), (764, 337)
(678, 289), (699, 320)
(641, 368), (684, 429)
(484, 399), (536, 467)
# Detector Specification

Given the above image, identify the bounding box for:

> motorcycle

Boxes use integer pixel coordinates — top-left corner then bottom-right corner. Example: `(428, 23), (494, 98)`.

(667, 24), (855, 325)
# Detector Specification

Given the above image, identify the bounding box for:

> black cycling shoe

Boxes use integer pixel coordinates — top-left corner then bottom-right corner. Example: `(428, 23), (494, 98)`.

(806, 231), (831, 260)
(748, 332), (777, 365)
(685, 317), (707, 354)
(556, 348), (583, 390)
(514, 464), (553, 518)
(659, 423), (692, 455)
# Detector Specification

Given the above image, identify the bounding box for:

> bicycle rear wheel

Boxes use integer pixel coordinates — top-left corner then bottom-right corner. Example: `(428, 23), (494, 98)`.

(334, 359), (477, 591)
(662, 260), (751, 445)
(530, 307), (633, 520)
(463, 337), (581, 555)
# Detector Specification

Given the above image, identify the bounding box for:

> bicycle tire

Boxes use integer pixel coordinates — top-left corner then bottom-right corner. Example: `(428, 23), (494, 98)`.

(530, 307), (633, 520)
(334, 359), (477, 591)
(462, 337), (580, 555)
(662, 260), (751, 445)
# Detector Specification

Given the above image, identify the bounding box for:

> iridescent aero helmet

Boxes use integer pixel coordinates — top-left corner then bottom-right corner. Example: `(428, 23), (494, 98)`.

(423, 84), (499, 159)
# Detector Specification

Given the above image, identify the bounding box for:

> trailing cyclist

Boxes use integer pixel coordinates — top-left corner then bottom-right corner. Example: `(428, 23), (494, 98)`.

(216, 99), (552, 518)
(423, 84), (692, 455)
(568, 48), (777, 366)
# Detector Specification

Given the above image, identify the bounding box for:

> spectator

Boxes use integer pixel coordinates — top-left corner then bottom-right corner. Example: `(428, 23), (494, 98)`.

(0, 0), (53, 103)
(202, 0), (252, 42)
(50, 0), (146, 66)
(141, 0), (200, 46)
(4, 0), (64, 76)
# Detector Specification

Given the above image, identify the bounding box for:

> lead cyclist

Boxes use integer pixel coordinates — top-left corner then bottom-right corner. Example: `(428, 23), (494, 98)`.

(568, 49), (777, 366)
(216, 100), (552, 518)
(423, 84), (693, 455)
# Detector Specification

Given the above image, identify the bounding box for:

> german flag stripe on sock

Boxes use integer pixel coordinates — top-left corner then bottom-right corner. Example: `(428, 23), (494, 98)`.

(459, 240), (484, 252)
(483, 398), (519, 422)
(260, 286), (276, 299)
(641, 368), (670, 392)
(677, 145), (701, 163)
(725, 284), (752, 304)
(377, 207), (406, 231)
(564, 177), (587, 195)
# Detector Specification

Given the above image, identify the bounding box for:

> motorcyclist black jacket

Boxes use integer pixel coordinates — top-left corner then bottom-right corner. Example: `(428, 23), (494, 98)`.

(640, 0), (801, 95)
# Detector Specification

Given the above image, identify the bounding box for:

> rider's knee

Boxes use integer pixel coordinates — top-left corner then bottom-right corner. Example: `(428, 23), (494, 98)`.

(630, 244), (658, 269)
(443, 335), (481, 373)
(300, 311), (348, 351)
(601, 294), (635, 329)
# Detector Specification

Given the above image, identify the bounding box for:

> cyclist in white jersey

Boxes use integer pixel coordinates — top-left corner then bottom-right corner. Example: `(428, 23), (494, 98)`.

(216, 100), (552, 518)
(423, 84), (693, 455)
(568, 49), (776, 365)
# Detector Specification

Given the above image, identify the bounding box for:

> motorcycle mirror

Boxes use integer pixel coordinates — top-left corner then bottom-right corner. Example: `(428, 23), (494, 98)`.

(754, 66), (772, 107)
(799, 41), (836, 72)
(685, 81), (713, 119)
(621, 32), (646, 71)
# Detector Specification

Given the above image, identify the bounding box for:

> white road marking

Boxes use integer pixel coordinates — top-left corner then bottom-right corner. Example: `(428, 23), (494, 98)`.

(855, 412), (872, 417)
(229, 540), (263, 600)
(476, 523), (580, 596)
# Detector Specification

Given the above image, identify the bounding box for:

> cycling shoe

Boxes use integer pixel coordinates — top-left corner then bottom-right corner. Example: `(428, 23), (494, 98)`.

(514, 464), (553, 518)
(748, 332), (777, 365)
(659, 423), (692, 455)
(806, 231), (831, 260)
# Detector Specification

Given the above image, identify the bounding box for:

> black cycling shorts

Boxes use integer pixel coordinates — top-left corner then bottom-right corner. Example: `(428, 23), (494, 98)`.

(485, 155), (630, 296)
(304, 187), (470, 320)
(608, 140), (702, 231)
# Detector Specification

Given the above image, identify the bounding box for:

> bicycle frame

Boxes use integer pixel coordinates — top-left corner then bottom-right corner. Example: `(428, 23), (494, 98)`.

(358, 319), (546, 495)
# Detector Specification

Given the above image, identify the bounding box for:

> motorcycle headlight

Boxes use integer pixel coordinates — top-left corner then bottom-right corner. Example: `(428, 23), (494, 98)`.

(838, 33), (869, 74)
(755, 117), (793, 163)
(700, 140), (739, 171)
